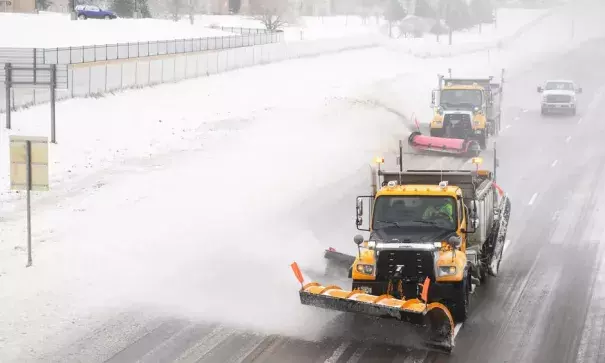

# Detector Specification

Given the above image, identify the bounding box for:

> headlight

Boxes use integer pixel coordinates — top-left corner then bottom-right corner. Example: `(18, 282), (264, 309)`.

(357, 285), (372, 294)
(542, 95), (548, 101)
(436, 106), (444, 115)
(356, 264), (375, 275)
(438, 266), (457, 276)
(367, 241), (376, 250)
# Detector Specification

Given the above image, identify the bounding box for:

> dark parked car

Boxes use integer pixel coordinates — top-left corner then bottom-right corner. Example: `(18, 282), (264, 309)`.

(75, 5), (117, 20)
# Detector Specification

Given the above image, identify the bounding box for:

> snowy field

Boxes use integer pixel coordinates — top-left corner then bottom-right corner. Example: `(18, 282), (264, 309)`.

(0, 12), (237, 48)
(1, 1), (604, 361)
(0, 8), (549, 49)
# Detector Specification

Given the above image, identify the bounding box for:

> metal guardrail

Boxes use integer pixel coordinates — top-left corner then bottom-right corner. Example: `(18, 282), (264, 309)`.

(0, 27), (283, 66)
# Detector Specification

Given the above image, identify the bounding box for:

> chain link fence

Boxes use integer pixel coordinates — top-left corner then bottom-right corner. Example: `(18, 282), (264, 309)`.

(1, 34), (381, 113)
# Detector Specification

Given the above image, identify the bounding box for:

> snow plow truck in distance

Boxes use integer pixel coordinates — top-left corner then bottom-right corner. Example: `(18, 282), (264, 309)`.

(291, 148), (511, 353)
(429, 70), (504, 150)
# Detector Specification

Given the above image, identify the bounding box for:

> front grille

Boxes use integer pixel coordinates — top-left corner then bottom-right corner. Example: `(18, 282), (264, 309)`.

(546, 94), (571, 103)
(376, 250), (435, 283)
(443, 113), (472, 138)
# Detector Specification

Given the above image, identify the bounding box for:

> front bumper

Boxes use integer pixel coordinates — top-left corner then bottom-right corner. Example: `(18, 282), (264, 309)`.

(352, 280), (460, 302)
(542, 102), (575, 110)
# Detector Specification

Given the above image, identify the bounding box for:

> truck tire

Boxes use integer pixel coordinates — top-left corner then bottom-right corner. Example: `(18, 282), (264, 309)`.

(450, 275), (471, 323)
(571, 108), (577, 116)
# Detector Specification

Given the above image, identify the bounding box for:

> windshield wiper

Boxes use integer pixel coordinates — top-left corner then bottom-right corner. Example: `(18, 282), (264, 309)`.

(409, 220), (451, 228)
(375, 220), (405, 228)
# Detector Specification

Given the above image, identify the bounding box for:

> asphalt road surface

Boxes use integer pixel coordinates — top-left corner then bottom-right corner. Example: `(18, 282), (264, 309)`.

(39, 39), (605, 363)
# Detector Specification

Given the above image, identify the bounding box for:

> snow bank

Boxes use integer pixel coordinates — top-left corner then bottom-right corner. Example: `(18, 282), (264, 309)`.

(0, 47), (415, 362)
(0, 12), (236, 48)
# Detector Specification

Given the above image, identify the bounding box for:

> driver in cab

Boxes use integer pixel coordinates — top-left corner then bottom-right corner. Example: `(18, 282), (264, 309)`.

(422, 199), (455, 226)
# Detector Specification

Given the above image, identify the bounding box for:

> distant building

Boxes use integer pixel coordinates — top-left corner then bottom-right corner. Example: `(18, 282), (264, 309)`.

(0, 0), (36, 12)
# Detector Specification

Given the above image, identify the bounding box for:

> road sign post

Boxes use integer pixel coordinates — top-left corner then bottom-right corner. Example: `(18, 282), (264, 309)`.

(1, 62), (68, 142)
(10, 136), (49, 267)
(4, 62), (11, 129)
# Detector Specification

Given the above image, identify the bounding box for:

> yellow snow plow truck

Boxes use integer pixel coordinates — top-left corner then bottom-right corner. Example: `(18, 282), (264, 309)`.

(429, 70), (505, 150)
(291, 150), (511, 353)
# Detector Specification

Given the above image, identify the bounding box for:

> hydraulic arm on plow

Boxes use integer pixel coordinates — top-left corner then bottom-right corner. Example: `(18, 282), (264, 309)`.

(291, 146), (511, 353)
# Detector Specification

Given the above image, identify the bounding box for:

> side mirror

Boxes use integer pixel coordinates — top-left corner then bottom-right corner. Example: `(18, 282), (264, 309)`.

(356, 196), (372, 231)
(577, 87), (583, 93)
(448, 235), (462, 249)
(537, 86), (543, 93)
(353, 235), (364, 246)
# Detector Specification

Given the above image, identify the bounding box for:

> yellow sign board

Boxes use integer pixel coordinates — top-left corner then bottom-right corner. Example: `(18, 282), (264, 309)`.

(10, 136), (49, 191)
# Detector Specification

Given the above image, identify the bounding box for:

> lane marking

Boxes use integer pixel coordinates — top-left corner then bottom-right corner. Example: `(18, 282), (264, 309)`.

(522, 109), (529, 113)
(453, 323), (463, 339)
(565, 136), (572, 143)
(506, 124), (512, 129)
(402, 350), (428, 363)
(578, 117), (583, 124)
(552, 210), (560, 221)
(346, 346), (367, 363)
(513, 116), (520, 121)
(528, 192), (538, 205)
(551, 159), (558, 167)
(325, 341), (350, 363)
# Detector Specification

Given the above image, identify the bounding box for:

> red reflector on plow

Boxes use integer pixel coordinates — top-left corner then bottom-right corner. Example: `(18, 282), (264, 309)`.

(408, 131), (480, 157)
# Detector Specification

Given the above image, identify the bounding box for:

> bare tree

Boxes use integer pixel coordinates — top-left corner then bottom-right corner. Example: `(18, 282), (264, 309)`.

(251, 0), (290, 31)
(171, 0), (182, 21)
(187, 0), (197, 24)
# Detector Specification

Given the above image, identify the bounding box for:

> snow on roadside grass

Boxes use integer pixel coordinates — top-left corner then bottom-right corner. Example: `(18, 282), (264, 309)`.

(0, 47), (418, 362)
(0, 12), (236, 47)
(0, 46), (416, 232)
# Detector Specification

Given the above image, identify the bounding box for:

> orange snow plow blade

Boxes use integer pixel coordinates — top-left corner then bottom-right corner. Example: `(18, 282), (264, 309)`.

(291, 263), (455, 352)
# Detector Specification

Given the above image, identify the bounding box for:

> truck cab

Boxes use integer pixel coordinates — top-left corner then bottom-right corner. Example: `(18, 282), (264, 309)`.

(351, 169), (497, 322)
(538, 79), (582, 116)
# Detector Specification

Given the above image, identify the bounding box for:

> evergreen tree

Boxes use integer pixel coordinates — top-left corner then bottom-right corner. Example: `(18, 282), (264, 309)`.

(384, 0), (406, 22)
(469, 0), (495, 24)
(414, 0), (436, 18)
(111, 0), (134, 17)
(110, 0), (151, 18)
(36, 0), (52, 10)
(443, 0), (473, 31)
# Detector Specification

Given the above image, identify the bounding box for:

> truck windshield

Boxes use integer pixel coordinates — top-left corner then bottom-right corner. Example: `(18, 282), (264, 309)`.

(545, 82), (574, 91)
(440, 89), (482, 108)
(372, 195), (457, 232)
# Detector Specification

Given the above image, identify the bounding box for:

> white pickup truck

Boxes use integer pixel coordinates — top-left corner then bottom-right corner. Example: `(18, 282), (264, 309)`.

(538, 80), (582, 116)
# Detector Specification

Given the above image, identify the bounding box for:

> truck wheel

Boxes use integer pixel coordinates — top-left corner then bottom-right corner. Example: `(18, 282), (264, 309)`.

(571, 108), (577, 116)
(450, 276), (471, 323)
